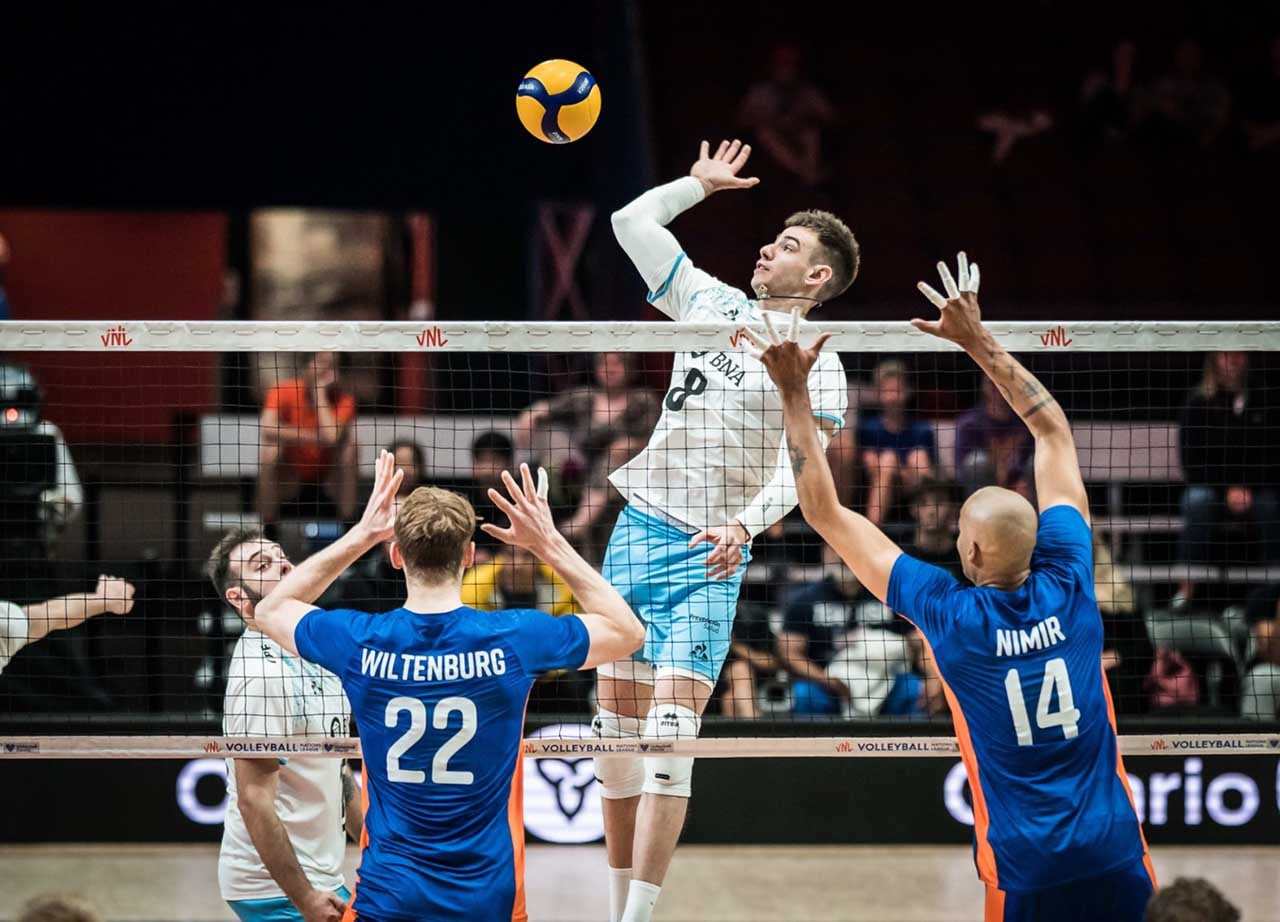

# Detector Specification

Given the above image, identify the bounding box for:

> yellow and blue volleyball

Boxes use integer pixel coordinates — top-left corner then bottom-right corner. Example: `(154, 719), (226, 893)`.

(516, 59), (601, 144)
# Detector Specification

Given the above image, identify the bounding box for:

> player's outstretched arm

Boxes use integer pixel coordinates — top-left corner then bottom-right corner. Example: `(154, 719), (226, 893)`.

(481, 464), (644, 669)
(255, 450), (404, 654)
(611, 140), (758, 310)
(22, 575), (135, 645)
(236, 759), (348, 922)
(745, 313), (904, 603)
(913, 254), (1089, 522)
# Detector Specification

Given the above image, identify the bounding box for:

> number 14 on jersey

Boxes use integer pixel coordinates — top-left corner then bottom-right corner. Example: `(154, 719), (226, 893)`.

(1004, 657), (1082, 746)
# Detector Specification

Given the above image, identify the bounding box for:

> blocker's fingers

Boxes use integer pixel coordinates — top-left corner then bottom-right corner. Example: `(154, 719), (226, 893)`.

(761, 310), (783, 345)
(536, 466), (549, 500)
(519, 463), (538, 502)
(741, 327), (771, 353)
(787, 306), (801, 342)
(938, 261), (961, 301)
(917, 282), (948, 310)
(730, 143), (752, 171)
(968, 262), (980, 294)
(699, 140), (709, 160)
(486, 487), (519, 520)
(957, 252), (970, 292)
(715, 139), (730, 159)
(811, 332), (833, 355)
(500, 469), (525, 504)
(726, 138), (742, 162)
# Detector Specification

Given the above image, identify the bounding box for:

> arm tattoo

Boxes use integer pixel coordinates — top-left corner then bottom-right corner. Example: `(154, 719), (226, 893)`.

(789, 445), (808, 477)
(1023, 396), (1057, 418)
(1020, 377), (1044, 400)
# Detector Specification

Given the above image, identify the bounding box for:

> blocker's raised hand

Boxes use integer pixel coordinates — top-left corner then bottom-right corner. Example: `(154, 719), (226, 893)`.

(357, 450), (404, 545)
(480, 463), (557, 555)
(690, 139), (761, 196)
(911, 252), (985, 348)
(742, 307), (833, 393)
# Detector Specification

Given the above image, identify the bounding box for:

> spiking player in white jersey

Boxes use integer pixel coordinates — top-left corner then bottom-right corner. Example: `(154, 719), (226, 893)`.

(597, 139), (860, 922)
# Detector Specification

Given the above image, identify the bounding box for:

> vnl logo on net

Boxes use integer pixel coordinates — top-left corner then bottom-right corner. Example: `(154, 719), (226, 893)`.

(101, 325), (133, 347)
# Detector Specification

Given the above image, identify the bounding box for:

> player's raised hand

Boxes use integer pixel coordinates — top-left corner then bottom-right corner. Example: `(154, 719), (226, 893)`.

(356, 449), (404, 546)
(912, 252), (984, 348)
(93, 575), (136, 615)
(743, 307), (833, 393)
(481, 463), (559, 556)
(690, 139), (761, 196)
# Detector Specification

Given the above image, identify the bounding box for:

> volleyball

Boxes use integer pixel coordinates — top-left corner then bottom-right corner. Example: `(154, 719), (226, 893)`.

(516, 59), (601, 143)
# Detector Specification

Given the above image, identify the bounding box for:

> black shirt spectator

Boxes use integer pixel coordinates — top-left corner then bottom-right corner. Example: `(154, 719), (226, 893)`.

(1176, 352), (1280, 605)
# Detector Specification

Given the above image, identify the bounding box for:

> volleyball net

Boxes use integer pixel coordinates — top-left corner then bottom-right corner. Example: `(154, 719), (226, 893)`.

(0, 319), (1278, 758)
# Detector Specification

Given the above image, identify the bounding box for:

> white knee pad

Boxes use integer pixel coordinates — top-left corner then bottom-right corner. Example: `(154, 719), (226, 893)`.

(641, 703), (700, 798)
(592, 709), (645, 799)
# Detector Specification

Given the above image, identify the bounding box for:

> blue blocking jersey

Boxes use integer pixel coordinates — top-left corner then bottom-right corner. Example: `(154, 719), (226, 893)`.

(295, 606), (590, 922)
(887, 506), (1149, 893)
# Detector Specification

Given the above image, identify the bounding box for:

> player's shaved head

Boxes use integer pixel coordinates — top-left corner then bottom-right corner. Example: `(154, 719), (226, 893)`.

(957, 487), (1038, 589)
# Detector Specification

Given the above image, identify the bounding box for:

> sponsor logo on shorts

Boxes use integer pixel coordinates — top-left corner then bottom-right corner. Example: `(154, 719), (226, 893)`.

(689, 643), (709, 662)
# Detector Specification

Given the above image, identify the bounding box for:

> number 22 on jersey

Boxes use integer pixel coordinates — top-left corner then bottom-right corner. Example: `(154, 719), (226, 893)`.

(385, 696), (477, 785)
(1004, 657), (1081, 746)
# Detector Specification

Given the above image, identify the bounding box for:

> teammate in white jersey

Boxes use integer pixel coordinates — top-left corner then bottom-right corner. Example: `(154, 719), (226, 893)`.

(207, 529), (362, 922)
(597, 139), (859, 922)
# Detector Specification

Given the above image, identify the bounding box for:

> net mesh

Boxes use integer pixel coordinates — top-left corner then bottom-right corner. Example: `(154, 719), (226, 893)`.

(1, 320), (1278, 758)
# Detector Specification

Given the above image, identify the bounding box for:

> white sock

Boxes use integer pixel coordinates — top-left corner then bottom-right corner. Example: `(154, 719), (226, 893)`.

(607, 867), (632, 922)
(620, 879), (662, 922)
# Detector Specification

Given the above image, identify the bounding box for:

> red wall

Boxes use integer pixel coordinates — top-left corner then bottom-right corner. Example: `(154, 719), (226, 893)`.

(0, 211), (226, 443)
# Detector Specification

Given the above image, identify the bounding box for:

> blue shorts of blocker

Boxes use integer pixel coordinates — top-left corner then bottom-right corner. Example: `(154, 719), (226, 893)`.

(987, 859), (1153, 922)
(602, 504), (750, 683)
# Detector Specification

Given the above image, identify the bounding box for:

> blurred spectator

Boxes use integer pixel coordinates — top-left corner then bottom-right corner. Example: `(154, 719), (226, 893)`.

(1079, 41), (1138, 145)
(17, 894), (102, 922)
(779, 544), (920, 717)
(716, 603), (781, 719)
(976, 107), (1054, 164)
(1094, 533), (1154, 714)
(1137, 39), (1231, 148)
(256, 352), (358, 527)
(0, 231), (11, 320)
(462, 545), (577, 615)
(1241, 581), (1280, 720)
(468, 430), (516, 561)
(1143, 877), (1240, 922)
(858, 361), (935, 526)
(956, 379), (1035, 500)
(1175, 351), (1280, 607)
(389, 438), (425, 496)
(778, 543), (864, 715)
(896, 480), (962, 716)
(1241, 35), (1280, 153)
(515, 352), (659, 540)
(0, 364), (85, 562)
(737, 44), (836, 186)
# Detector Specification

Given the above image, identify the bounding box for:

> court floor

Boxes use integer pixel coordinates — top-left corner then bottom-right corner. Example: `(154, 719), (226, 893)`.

(1, 844), (1276, 921)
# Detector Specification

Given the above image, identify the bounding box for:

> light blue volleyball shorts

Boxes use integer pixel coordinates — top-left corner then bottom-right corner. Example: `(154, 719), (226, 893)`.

(601, 503), (750, 684)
